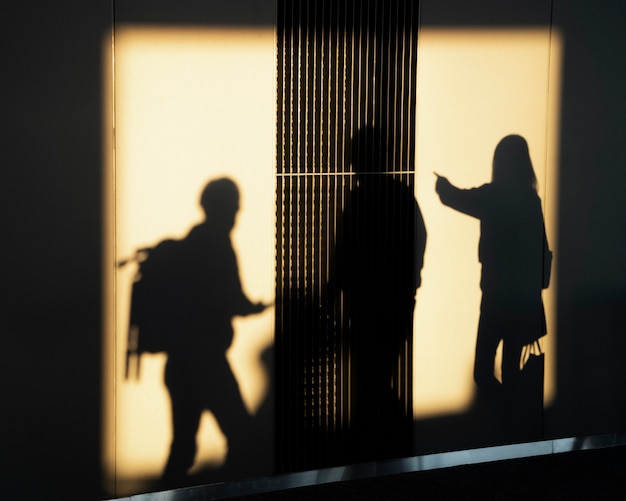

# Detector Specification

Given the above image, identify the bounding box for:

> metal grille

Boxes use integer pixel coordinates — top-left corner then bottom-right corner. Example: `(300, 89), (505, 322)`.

(276, 0), (421, 472)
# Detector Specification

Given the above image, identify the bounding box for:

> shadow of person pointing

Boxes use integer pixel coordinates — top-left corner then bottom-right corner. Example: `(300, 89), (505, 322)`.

(156, 178), (268, 488)
(435, 135), (551, 443)
(335, 125), (427, 462)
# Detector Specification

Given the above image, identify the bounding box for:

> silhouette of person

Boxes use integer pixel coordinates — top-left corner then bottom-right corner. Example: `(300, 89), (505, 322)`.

(160, 178), (267, 487)
(335, 125), (427, 461)
(435, 135), (550, 433)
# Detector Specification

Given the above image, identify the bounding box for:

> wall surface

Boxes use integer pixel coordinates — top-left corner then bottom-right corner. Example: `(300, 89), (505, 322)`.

(2, 2), (110, 500)
(2, 1), (626, 499)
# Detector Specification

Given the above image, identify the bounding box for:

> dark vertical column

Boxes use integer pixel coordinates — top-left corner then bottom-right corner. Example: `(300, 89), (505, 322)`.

(276, 0), (421, 471)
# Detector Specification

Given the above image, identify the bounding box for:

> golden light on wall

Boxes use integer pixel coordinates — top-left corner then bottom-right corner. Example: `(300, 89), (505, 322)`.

(102, 21), (564, 493)
(413, 28), (561, 418)
(102, 26), (276, 495)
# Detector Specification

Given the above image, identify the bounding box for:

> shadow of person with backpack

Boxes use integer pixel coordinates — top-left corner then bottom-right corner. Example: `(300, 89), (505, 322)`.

(149, 178), (269, 488)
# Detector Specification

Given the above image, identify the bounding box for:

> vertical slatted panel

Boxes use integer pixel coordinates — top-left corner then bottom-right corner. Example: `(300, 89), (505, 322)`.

(276, 0), (421, 472)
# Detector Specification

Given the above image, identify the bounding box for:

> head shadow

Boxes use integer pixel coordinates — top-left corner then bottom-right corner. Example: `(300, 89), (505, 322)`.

(349, 124), (388, 174)
(491, 134), (538, 191)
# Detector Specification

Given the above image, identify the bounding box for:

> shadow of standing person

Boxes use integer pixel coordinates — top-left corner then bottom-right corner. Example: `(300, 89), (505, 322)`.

(435, 135), (551, 443)
(336, 125), (427, 462)
(157, 178), (268, 488)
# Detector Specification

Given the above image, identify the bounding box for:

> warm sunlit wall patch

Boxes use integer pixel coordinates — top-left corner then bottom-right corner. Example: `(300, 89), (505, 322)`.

(413, 29), (561, 418)
(103, 26), (276, 495)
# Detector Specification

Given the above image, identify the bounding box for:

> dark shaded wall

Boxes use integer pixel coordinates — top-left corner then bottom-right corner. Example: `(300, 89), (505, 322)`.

(2, 2), (110, 500)
(2, 0), (626, 499)
(547, 0), (626, 437)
